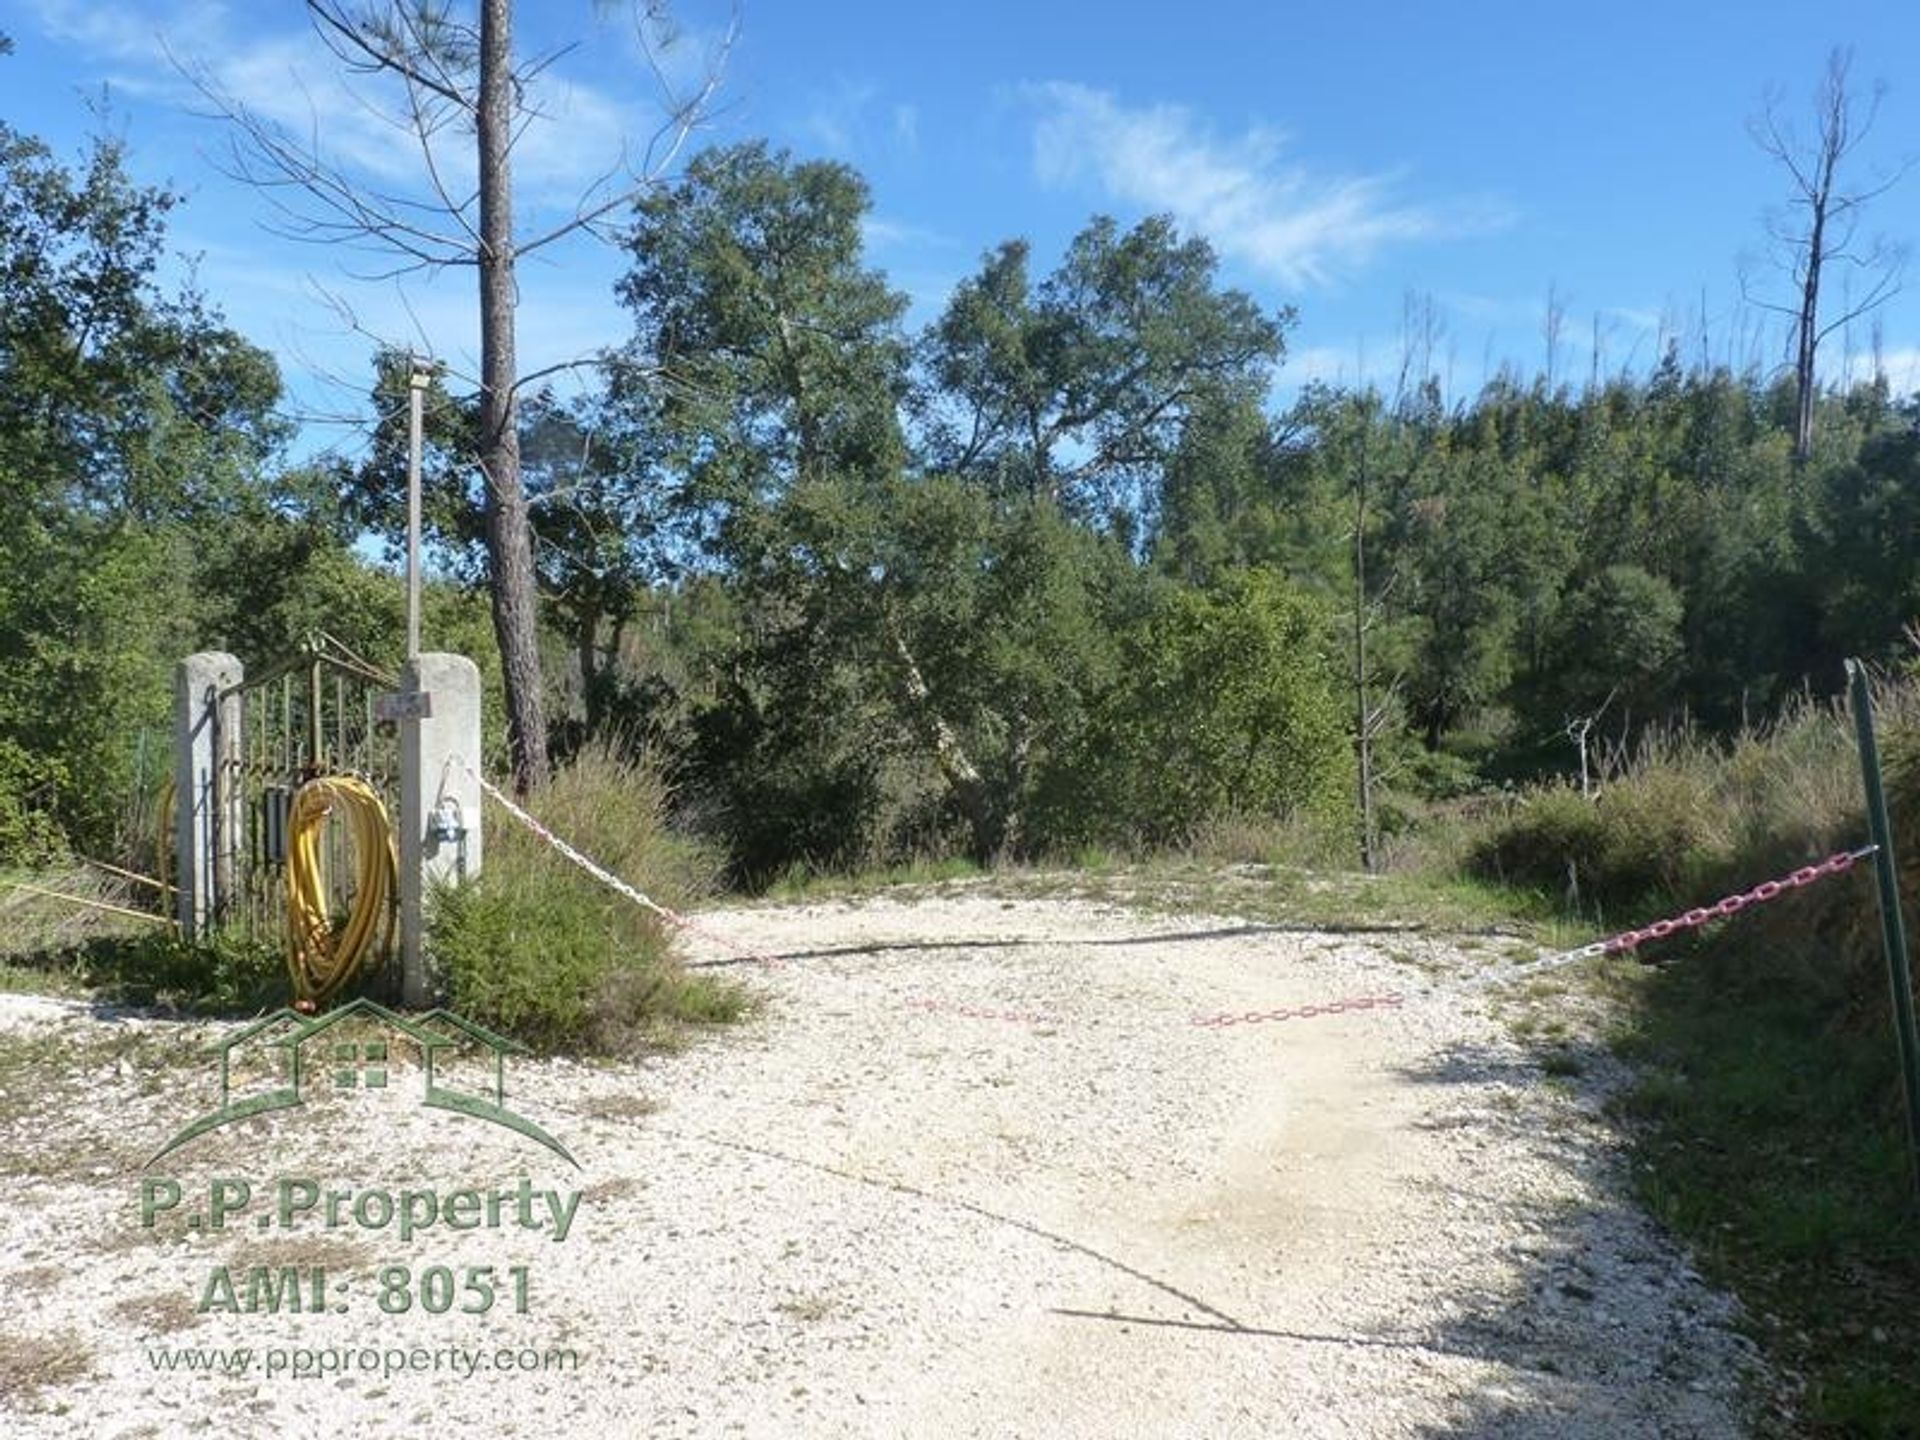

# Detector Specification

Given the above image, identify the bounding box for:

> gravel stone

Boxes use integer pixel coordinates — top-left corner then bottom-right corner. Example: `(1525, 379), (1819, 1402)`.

(0, 893), (1761, 1437)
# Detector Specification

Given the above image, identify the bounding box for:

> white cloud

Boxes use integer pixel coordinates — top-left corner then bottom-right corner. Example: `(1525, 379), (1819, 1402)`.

(802, 79), (877, 156)
(1838, 345), (1920, 394)
(1028, 82), (1504, 289)
(893, 103), (919, 150)
(30, 2), (669, 211)
(862, 216), (955, 252)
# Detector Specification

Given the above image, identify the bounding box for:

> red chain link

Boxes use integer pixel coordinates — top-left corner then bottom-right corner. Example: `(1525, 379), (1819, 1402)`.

(905, 998), (1065, 1027)
(1598, 847), (1872, 956)
(1191, 992), (1407, 1030)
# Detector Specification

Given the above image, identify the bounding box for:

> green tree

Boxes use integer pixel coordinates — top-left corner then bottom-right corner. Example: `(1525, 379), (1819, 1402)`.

(1540, 564), (1685, 725)
(199, 0), (728, 792)
(1058, 570), (1350, 846)
(613, 142), (921, 870)
(919, 215), (1289, 540)
(618, 141), (910, 521)
(0, 110), (285, 858)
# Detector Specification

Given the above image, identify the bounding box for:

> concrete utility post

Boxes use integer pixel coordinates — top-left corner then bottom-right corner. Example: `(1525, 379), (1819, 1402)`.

(406, 358), (430, 661)
(398, 652), (483, 1007)
(173, 652), (244, 937)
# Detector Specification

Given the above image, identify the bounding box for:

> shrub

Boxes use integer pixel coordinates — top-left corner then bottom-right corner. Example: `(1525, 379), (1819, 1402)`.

(1039, 569), (1352, 849)
(428, 741), (744, 1053)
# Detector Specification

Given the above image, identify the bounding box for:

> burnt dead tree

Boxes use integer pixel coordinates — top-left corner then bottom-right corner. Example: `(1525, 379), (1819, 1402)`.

(1746, 47), (1909, 464)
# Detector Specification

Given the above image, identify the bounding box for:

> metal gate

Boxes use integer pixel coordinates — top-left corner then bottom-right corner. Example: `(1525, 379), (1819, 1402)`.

(217, 635), (400, 953)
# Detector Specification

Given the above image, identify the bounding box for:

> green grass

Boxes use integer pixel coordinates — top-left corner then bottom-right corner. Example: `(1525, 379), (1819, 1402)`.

(0, 862), (285, 1013)
(1458, 677), (1920, 1438)
(0, 957), (86, 997)
(0, 863), (163, 965)
(1608, 946), (1920, 1437)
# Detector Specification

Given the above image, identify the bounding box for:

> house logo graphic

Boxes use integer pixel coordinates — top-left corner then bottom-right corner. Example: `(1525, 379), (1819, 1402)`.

(146, 997), (577, 1169)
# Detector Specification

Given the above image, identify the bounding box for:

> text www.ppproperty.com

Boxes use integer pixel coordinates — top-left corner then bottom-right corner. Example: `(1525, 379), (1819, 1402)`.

(144, 1341), (582, 1379)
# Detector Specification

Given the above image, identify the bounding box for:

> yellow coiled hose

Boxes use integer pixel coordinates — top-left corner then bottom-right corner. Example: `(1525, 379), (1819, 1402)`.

(286, 775), (398, 1006)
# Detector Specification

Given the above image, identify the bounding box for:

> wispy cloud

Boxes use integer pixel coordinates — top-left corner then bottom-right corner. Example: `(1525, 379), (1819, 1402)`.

(25, 0), (211, 63)
(862, 215), (956, 252)
(892, 103), (919, 150)
(799, 79), (927, 160)
(1027, 82), (1505, 289)
(28, 1), (672, 208)
(801, 78), (878, 156)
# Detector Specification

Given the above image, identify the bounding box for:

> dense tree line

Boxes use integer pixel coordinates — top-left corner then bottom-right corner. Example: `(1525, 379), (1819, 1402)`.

(4, 102), (1916, 880)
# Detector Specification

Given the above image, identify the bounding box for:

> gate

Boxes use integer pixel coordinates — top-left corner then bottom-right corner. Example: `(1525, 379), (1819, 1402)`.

(217, 635), (400, 960)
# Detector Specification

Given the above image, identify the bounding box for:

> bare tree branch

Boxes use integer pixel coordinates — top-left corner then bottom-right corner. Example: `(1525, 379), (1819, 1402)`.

(1748, 46), (1910, 460)
(182, 0), (733, 792)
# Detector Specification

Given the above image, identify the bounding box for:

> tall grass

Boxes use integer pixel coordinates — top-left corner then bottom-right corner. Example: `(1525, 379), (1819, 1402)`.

(1465, 699), (1866, 920)
(1463, 672), (1920, 1437)
(428, 741), (747, 1054)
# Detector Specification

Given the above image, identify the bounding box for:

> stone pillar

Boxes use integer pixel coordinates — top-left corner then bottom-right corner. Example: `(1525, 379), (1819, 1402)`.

(399, 652), (484, 1007)
(174, 652), (243, 938)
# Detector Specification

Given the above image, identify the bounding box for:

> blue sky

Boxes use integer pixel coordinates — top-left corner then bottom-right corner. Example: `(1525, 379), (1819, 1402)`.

(7, 0), (1919, 467)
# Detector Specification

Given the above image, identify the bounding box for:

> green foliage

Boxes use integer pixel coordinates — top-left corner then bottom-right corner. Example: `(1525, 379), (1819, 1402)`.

(1538, 564), (1684, 722)
(428, 743), (743, 1052)
(49, 925), (287, 1014)
(920, 213), (1289, 536)
(1049, 570), (1351, 848)
(1467, 772), (1724, 913)
(687, 651), (922, 886)
(0, 112), (286, 861)
(617, 140), (909, 518)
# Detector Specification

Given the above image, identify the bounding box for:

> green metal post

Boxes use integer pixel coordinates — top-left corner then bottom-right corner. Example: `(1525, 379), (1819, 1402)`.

(1845, 658), (1920, 1203)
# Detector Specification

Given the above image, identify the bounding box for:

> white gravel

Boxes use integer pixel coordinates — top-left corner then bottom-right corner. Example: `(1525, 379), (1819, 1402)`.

(0, 892), (1762, 1437)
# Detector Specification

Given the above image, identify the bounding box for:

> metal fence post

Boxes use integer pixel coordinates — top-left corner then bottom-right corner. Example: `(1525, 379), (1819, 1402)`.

(1845, 658), (1920, 1203)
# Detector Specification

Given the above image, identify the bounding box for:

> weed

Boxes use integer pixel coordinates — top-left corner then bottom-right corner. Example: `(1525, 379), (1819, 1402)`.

(578, 1093), (661, 1122)
(0, 1330), (92, 1401)
(113, 1290), (202, 1335)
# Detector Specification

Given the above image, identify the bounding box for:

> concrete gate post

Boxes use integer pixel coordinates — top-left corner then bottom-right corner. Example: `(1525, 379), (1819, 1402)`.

(174, 652), (244, 938)
(399, 652), (484, 1007)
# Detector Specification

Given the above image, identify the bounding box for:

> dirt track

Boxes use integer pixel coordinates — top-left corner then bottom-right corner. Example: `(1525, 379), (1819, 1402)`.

(0, 890), (1759, 1437)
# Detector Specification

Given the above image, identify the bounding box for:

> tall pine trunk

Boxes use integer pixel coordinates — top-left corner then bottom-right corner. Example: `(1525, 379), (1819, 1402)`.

(477, 0), (550, 791)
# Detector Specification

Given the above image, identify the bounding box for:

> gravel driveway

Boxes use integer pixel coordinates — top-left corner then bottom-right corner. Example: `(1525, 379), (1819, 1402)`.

(1, 890), (1761, 1437)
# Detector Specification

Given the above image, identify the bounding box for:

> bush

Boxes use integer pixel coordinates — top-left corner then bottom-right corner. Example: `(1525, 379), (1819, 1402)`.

(1038, 569), (1352, 849)
(428, 742), (745, 1053)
